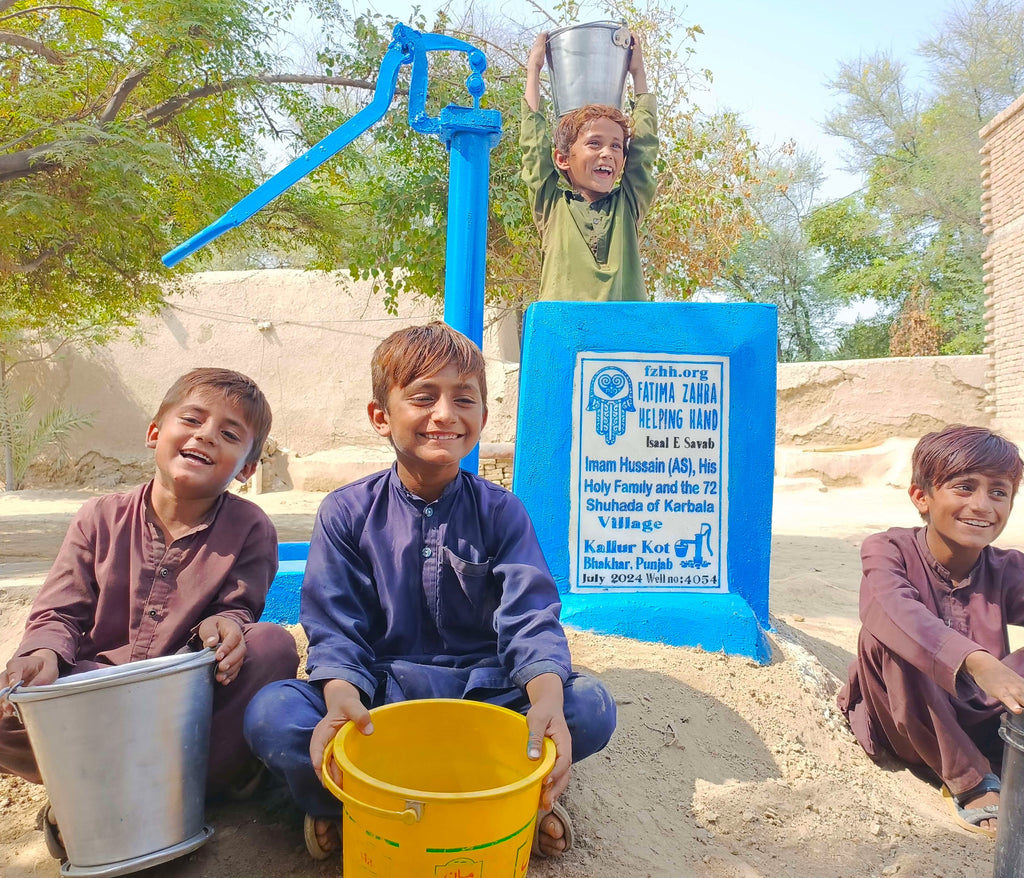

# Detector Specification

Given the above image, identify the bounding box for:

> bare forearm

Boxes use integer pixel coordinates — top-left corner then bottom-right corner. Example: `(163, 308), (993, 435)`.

(525, 32), (547, 112)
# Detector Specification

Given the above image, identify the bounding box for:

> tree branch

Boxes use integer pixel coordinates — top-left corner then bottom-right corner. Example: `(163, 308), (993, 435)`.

(99, 66), (152, 123)
(0, 241), (74, 273)
(139, 73), (375, 126)
(0, 30), (64, 63)
(0, 72), (378, 181)
(0, 4), (105, 25)
(0, 143), (62, 181)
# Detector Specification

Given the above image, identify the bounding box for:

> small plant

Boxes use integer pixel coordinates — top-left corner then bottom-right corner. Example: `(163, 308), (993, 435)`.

(0, 384), (92, 491)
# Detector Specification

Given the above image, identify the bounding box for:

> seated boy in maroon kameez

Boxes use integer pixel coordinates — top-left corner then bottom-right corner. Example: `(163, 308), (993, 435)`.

(838, 425), (1024, 838)
(0, 368), (299, 860)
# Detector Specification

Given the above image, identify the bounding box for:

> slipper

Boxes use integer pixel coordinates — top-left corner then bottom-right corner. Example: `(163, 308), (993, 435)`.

(36, 803), (67, 862)
(303, 813), (341, 860)
(532, 800), (574, 858)
(942, 772), (1000, 838)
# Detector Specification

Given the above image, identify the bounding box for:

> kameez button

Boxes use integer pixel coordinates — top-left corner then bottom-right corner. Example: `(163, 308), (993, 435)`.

(424, 507), (434, 518)
(422, 547), (432, 558)
(148, 609), (157, 617)
(159, 568), (169, 578)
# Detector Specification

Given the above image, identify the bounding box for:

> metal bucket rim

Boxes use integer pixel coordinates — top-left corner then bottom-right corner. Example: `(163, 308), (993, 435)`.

(330, 698), (556, 804)
(547, 20), (627, 40)
(8, 648), (216, 703)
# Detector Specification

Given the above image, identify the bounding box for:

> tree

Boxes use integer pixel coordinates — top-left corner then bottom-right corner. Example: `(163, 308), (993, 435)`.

(0, 0), (370, 333)
(305, 0), (759, 310)
(815, 0), (1024, 354)
(711, 143), (838, 361)
(0, 0), (370, 486)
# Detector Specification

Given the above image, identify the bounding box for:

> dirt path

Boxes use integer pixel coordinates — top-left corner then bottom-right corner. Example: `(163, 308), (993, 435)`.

(0, 483), (1011, 877)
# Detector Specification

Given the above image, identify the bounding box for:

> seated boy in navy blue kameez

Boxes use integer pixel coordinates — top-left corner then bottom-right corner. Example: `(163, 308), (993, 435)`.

(244, 322), (616, 860)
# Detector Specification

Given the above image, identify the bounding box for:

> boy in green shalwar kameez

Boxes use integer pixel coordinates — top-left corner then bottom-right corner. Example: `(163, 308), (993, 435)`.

(521, 32), (659, 301)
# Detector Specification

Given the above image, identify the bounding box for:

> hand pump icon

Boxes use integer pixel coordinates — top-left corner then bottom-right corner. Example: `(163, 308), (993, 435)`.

(162, 25), (502, 473)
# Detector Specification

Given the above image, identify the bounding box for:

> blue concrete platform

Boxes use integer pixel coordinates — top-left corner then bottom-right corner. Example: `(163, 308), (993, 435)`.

(513, 302), (777, 663)
(264, 542), (307, 624)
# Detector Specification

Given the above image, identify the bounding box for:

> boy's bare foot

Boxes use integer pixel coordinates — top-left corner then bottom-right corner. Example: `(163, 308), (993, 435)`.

(303, 814), (341, 859)
(533, 801), (574, 858)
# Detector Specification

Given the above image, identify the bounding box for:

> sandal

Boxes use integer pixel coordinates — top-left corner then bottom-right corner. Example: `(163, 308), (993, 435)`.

(303, 813), (341, 860)
(36, 802), (67, 862)
(532, 800), (574, 858)
(942, 772), (1000, 838)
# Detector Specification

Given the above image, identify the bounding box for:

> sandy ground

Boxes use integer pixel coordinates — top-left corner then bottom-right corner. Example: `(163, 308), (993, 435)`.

(2, 480), (1021, 878)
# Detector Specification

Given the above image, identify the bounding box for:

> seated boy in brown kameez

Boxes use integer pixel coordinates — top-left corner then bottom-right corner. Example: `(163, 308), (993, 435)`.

(0, 368), (300, 862)
(838, 425), (1024, 838)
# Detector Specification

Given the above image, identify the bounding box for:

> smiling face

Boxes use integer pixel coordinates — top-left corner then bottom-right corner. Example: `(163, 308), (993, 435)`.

(147, 391), (257, 503)
(910, 471), (1015, 577)
(554, 117), (626, 202)
(369, 364), (487, 501)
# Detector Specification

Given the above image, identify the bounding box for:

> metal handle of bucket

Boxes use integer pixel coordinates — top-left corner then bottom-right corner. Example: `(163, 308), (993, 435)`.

(321, 746), (423, 825)
(0, 682), (23, 722)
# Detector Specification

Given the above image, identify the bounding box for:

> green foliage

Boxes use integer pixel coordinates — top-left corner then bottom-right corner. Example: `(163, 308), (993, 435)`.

(713, 144), (837, 362)
(0, 382), (92, 490)
(832, 318), (892, 360)
(815, 0), (1024, 354)
(311, 0), (759, 310)
(1, 0), (354, 340)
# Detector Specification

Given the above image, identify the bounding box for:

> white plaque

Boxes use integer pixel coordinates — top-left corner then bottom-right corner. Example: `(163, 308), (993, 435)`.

(568, 353), (729, 593)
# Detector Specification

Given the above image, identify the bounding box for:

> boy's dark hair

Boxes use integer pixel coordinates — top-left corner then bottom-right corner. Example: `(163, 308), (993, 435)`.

(911, 425), (1023, 494)
(554, 104), (633, 156)
(154, 368), (272, 467)
(371, 322), (487, 409)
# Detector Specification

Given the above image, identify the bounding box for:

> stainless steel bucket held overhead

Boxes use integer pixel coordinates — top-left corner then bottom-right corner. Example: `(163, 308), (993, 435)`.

(545, 21), (633, 117)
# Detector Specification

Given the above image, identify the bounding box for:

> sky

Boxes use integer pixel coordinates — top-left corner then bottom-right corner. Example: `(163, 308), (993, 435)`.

(686, 0), (952, 201)
(328, 0), (959, 203)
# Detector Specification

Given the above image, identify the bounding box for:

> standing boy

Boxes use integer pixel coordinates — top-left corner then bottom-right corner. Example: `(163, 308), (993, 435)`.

(244, 322), (616, 860)
(838, 425), (1024, 838)
(521, 31), (658, 301)
(0, 368), (300, 858)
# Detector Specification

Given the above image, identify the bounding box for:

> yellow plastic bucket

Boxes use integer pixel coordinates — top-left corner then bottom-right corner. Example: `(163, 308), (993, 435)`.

(322, 699), (556, 877)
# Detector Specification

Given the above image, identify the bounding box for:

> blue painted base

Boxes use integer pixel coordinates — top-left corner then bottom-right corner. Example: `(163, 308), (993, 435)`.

(561, 591), (772, 663)
(264, 543), (308, 625)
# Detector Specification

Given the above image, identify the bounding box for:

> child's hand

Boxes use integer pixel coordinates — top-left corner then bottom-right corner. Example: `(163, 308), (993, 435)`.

(628, 34), (648, 94)
(965, 649), (1024, 712)
(525, 672), (573, 809)
(524, 32), (548, 112)
(310, 679), (374, 780)
(197, 616), (245, 685)
(527, 32), (548, 74)
(1, 649), (60, 717)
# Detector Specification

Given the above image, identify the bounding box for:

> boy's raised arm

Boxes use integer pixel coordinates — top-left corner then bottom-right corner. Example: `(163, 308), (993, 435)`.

(525, 32), (547, 112)
(629, 35), (648, 94)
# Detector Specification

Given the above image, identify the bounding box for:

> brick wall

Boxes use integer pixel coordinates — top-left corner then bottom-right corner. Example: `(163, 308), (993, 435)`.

(981, 94), (1024, 443)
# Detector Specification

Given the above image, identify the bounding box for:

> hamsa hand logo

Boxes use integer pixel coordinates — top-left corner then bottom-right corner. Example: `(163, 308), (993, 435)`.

(588, 366), (634, 445)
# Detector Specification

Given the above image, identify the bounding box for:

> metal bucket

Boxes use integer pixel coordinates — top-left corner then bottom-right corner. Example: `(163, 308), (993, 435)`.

(8, 649), (217, 877)
(545, 21), (632, 117)
(996, 711), (1024, 877)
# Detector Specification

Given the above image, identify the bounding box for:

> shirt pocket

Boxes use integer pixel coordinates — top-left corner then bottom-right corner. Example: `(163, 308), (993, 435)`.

(439, 547), (499, 634)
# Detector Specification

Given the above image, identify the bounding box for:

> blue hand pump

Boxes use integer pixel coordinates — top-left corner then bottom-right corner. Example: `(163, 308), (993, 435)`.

(162, 25), (503, 473)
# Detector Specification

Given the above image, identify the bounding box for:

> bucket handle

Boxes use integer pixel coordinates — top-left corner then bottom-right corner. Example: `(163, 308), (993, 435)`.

(0, 682), (23, 723)
(321, 746), (423, 825)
